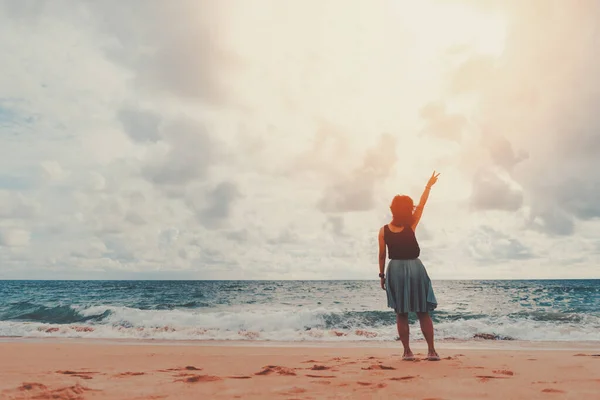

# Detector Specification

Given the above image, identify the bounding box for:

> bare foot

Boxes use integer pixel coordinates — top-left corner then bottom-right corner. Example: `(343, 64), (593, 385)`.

(402, 351), (415, 361)
(426, 351), (441, 361)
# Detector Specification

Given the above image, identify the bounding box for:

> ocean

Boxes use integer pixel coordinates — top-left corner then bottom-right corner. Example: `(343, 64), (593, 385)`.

(0, 280), (598, 342)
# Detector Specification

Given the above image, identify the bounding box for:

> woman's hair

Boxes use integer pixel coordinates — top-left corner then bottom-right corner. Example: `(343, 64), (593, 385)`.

(390, 195), (415, 228)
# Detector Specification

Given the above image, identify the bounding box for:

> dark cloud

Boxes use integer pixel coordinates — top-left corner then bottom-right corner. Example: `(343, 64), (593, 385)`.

(125, 211), (146, 226)
(527, 206), (575, 237)
(466, 225), (534, 263)
(318, 134), (396, 212)
(142, 117), (215, 188)
(187, 181), (240, 229)
(4, 1), (234, 103)
(0, 191), (39, 219)
(267, 228), (299, 245)
(324, 215), (345, 236)
(470, 169), (523, 211)
(102, 236), (135, 262)
(118, 107), (162, 143)
(486, 135), (529, 171)
(531, 177), (600, 223)
(89, 1), (232, 103)
(224, 229), (249, 243)
(0, 0), (47, 19)
(133, 29), (229, 103)
(419, 102), (467, 142)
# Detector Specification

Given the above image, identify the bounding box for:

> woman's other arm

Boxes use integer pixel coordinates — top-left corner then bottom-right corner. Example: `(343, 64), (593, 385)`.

(378, 227), (386, 290)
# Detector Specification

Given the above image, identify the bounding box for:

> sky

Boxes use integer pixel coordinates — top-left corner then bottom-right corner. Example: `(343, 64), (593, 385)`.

(1, 0), (599, 280)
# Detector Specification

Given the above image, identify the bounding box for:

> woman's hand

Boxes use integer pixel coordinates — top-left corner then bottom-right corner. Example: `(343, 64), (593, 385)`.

(426, 171), (440, 188)
(380, 277), (386, 290)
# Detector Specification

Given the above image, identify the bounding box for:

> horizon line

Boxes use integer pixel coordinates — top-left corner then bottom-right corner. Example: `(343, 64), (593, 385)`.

(0, 278), (598, 281)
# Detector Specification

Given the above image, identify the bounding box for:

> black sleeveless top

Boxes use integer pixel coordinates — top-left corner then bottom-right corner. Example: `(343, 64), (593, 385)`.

(383, 224), (420, 260)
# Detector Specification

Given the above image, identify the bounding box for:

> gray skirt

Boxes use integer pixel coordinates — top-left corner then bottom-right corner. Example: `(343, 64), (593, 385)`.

(385, 259), (437, 314)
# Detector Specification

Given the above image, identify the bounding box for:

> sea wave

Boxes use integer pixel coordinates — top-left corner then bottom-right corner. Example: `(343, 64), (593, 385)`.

(0, 304), (598, 342)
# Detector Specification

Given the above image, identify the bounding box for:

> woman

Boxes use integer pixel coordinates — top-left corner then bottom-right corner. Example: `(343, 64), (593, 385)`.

(378, 171), (440, 361)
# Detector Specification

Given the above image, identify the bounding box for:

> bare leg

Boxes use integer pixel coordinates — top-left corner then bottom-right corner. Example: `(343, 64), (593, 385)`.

(417, 312), (439, 359)
(396, 313), (413, 358)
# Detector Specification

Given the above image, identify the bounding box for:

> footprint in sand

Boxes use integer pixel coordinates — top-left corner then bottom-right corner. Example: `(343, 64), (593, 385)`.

(362, 364), (396, 370)
(55, 370), (100, 380)
(329, 357), (350, 362)
(390, 375), (418, 381)
(158, 366), (202, 373)
(310, 365), (330, 371)
(18, 382), (48, 391)
(306, 374), (336, 378)
(18, 382), (96, 398)
(115, 372), (146, 377)
(278, 387), (307, 395)
(355, 381), (386, 388)
(174, 375), (222, 383)
(255, 365), (297, 376)
(541, 388), (565, 394)
(476, 375), (509, 382)
(228, 375), (253, 379)
(493, 370), (514, 376)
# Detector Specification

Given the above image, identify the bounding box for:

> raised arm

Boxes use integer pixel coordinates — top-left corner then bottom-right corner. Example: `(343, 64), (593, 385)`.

(411, 171), (440, 230)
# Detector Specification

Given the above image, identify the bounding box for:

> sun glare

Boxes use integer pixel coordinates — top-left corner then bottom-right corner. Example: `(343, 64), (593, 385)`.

(395, 0), (507, 58)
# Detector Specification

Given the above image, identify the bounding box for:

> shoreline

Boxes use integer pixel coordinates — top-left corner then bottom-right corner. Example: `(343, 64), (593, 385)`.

(0, 336), (598, 351)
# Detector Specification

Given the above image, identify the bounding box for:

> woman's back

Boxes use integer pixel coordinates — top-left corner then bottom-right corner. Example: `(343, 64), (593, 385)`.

(383, 224), (420, 260)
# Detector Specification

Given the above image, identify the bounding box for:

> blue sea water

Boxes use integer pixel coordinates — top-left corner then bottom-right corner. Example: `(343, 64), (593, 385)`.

(0, 280), (598, 342)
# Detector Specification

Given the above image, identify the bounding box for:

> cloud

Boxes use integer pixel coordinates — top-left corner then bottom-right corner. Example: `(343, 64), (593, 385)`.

(2, 0), (599, 279)
(186, 181), (241, 229)
(318, 133), (396, 213)
(87, 1), (233, 103)
(142, 117), (217, 189)
(465, 225), (534, 263)
(0, 228), (30, 247)
(419, 101), (468, 142)
(528, 206), (575, 237)
(449, 54), (496, 94)
(485, 135), (529, 172)
(118, 107), (162, 143)
(324, 215), (345, 236)
(0, 190), (39, 219)
(469, 168), (523, 211)
(447, 1), (600, 237)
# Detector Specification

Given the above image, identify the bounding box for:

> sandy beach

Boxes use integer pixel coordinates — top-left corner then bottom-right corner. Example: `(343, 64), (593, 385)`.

(0, 340), (598, 399)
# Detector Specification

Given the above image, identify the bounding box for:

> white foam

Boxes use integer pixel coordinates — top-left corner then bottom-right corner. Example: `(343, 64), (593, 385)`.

(1, 305), (599, 342)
